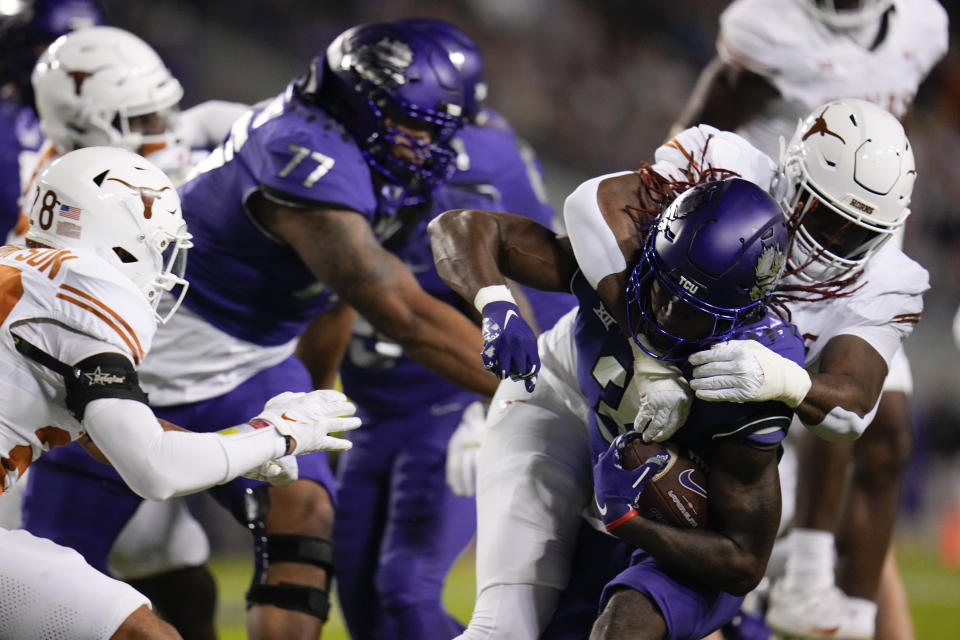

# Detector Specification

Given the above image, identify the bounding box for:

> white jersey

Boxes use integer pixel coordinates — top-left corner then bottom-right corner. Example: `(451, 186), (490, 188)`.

(718, 0), (948, 158)
(0, 245), (155, 494)
(652, 124), (777, 187)
(655, 126), (928, 370)
(138, 300), (296, 407)
(784, 241), (927, 370)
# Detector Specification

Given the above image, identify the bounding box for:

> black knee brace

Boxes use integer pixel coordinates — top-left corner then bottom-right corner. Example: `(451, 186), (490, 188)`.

(243, 486), (336, 621)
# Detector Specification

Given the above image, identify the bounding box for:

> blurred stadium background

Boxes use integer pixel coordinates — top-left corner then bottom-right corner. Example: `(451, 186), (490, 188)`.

(97, 1), (959, 637)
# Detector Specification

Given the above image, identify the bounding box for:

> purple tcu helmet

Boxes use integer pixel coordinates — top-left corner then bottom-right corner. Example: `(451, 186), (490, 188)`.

(394, 17), (486, 122)
(627, 178), (788, 361)
(0, 0), (105, 103)
(299, 21), (466, 205)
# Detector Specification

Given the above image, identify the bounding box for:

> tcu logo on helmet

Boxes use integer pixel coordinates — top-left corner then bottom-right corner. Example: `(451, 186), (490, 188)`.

(679, 275), (701, 295)
(350, 38), (413, 89)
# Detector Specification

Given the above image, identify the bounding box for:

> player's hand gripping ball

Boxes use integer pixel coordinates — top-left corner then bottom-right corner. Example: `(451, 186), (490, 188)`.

(620, 437), (709, 529)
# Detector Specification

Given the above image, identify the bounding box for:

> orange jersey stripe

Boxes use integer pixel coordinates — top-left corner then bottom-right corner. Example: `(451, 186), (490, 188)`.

(56, 291), (143, 364)
(58, 283), (145, 360)
(0, 265), (24, 328)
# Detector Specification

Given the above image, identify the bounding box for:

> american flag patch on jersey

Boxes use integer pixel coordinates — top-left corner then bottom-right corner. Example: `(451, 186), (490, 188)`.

(59, 204), (81, 220)
(56, 221), (81, 239)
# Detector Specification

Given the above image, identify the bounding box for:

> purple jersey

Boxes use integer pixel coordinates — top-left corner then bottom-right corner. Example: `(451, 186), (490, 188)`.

(176, 84), (377, 346)
(0, 98), (42, 237)
(569, 272), (804, 464)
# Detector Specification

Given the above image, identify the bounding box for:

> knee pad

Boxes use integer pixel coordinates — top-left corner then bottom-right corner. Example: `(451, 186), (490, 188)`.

(243, 486), (336, 621)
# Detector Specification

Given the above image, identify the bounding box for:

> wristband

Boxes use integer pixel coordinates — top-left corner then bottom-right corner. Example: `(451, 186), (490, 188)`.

(474, 284), (516, 312)
(605, 509), (639, 532)
(219, 420), (292, 454)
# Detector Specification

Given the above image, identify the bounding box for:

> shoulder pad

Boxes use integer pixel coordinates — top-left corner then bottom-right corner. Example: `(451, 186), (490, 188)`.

(50, 252), (157, 365)
(243, 99), (377, 217)
(719, 0), (815, 77)
(847, 246), (928, 324)
(655, 125), (776, 187)
(901, 0), (949, 71)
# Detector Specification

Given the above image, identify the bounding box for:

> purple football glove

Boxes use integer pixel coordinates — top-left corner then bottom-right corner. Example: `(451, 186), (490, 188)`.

(480, 300), (540, 392)
(592, 431), (669, 532)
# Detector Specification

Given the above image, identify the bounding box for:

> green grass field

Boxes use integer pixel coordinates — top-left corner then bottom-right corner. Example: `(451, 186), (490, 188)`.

(208, 536), (959, 639)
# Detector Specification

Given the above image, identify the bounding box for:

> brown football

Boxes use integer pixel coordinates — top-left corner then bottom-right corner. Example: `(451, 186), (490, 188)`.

(621, 437), (709, 529)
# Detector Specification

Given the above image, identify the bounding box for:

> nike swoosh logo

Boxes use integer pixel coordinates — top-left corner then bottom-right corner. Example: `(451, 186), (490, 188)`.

(281, 412), (298, 422)
(678, 469), (707, 498)
(504, 309), (519, 329)
(595, 494), (608, 516)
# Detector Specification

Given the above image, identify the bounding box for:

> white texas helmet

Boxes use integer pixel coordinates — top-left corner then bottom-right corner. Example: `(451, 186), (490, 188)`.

(778, 98), (915, 282)
(25, 146), (193, 323)
(798, 0), (895, 30)
(32, 26), (184, 157)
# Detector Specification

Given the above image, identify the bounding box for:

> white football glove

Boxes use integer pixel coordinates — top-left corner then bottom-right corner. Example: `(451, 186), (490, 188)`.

(630, 343), (694, 443)
(688, 339), (811, 408)
(445, 401), (487, 497)
(251, 390), (361, 455)
(242, 455), (299, 486)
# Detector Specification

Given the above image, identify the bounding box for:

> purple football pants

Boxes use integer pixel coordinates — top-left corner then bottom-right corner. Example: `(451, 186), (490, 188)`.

(21, 356), (334, 573)
(334, 392), (477, 640)
(542, 521), (744, 640)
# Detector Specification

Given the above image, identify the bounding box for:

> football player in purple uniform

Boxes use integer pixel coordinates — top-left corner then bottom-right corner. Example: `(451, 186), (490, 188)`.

(20, 21), (497, 640)
(0, 0), (104, 240)
(311, 19), (576, 640)
(428, 178), (804, 639)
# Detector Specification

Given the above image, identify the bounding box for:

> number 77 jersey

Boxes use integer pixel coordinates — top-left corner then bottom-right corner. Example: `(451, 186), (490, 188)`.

(174, 83), (380, 348)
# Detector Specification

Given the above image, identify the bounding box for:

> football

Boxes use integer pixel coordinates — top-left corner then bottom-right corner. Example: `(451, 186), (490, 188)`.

(621, 438), (709, 529)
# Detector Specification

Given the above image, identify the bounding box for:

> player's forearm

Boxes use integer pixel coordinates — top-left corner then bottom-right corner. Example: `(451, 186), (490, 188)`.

(672, 57), (775, 133)
(392, 298), (499, 397)
(84, 398), (287, 500)
(795, 336), (887, 439)
(611, 517), (770, 596)
(795, 373), (882, 441)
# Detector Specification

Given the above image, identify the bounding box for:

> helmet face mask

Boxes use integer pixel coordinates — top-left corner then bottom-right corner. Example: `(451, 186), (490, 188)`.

(780, 99), (915, 282)
(25, 146), (193, 323)
(303, 22), (466, 206)
(801, 0), (894, 30)
(626, 179), (788, 361)
(32, 26), (187, 167)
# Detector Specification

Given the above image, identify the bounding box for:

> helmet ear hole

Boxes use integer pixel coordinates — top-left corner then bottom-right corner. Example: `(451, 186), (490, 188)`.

(113, 247), (138, 263)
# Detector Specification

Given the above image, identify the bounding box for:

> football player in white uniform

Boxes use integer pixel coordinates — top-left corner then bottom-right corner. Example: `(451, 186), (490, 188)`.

(0, 146), (361, 640)
(673, 0), (947, 159)
(15, 26), (251, 638)
(672, 2), (947, 637)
